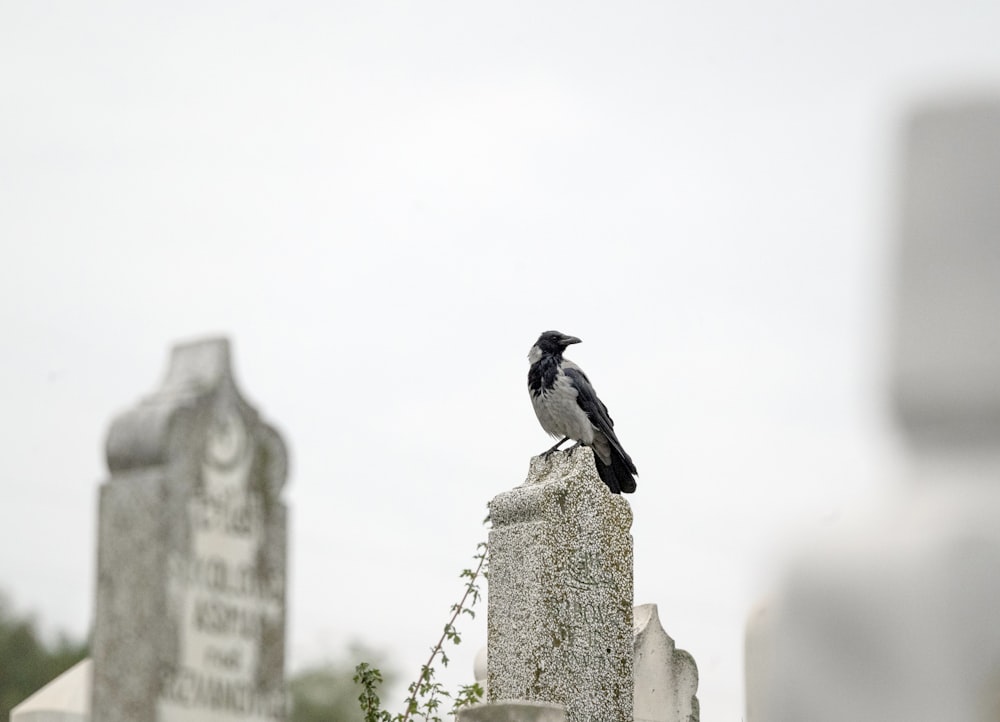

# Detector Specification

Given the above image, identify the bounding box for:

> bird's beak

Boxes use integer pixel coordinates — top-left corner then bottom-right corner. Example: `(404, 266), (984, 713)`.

(561, 335), (582, 346)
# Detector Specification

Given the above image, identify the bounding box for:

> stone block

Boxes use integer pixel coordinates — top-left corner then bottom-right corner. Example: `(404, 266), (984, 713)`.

(487, 447), (633, 722)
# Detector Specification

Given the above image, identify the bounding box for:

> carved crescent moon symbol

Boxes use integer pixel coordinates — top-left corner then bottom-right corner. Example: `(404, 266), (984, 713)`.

(206, 409), (247, 469)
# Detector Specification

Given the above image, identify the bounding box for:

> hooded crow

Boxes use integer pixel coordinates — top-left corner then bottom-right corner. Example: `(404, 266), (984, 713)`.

(527, 330), (637, 494)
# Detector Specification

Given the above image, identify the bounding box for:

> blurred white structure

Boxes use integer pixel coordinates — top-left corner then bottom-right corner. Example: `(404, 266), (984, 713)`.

(10, 659), (91, 722)
(633, 604), (698, 722)
(746, 97), (1000, 722)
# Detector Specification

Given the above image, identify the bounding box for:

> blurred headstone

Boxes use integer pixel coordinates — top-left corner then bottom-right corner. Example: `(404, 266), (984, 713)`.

(892, 98), (1000, 447)
(92, 338), (289, 722)
(742, 602), (774, 722)
(745, 97), (1000, 722)
(487, 448), (634, 722)
(633, 604), (699, 722)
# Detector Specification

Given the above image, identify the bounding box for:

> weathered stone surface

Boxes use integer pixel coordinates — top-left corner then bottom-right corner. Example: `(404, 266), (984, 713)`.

(10, 658), (92, 722)
(92, 338), (289, 722)
(456, 701), (568, 722)
(633, 604), (699, 722)
(487, 447), (633, 722)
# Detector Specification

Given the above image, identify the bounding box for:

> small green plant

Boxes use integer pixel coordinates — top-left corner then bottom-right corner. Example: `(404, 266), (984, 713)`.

(354, 541), (488, 722)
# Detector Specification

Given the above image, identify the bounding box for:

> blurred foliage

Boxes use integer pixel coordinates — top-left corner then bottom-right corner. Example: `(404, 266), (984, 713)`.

(0, 592), (88, 721)
(290, 645), (396, 722)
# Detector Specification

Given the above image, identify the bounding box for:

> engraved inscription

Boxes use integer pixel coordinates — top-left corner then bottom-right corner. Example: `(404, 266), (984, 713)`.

(159, 667), (285, 718)
(158, 409), (285, 722)
(555, 549), (616, 671)
(566, 550), (612, 590)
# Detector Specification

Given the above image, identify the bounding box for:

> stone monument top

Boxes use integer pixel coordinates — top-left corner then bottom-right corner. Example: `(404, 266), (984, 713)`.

(106, 337), (284, 479)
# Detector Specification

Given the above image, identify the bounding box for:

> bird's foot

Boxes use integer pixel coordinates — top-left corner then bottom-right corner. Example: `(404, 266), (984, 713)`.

(566, 441), (582, 454)
(541, 436), (571, 459)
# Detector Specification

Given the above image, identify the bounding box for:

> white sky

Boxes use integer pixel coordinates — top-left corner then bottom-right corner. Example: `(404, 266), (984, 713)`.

(2, 2), (999, 719)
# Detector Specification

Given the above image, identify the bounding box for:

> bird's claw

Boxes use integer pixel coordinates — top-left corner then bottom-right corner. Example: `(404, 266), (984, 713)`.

(541, 436), (571, 459)
(541, 438), (584, 460)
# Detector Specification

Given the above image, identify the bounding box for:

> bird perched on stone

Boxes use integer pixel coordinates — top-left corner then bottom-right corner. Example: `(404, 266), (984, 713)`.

(527, 330), (637, 494)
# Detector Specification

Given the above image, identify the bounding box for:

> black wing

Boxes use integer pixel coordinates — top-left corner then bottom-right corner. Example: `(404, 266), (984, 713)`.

(563, 367), (637, 475)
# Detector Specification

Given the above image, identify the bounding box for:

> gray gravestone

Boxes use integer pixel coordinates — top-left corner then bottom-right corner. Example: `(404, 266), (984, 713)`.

(487, 447), (634, 722)
(92, 338), (289, 722)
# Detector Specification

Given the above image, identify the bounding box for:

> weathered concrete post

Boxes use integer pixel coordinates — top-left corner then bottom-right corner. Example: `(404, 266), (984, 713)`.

(487, 447), (634, 722)
(92, 338), (289, 722)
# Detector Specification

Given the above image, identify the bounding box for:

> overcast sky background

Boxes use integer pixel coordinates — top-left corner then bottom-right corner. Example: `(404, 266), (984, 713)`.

(2, 2), (999, 719)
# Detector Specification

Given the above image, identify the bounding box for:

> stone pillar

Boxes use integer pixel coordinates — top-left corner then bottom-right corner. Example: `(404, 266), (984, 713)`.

(487, 447), (634, 722)
(91, 338), (289, 722)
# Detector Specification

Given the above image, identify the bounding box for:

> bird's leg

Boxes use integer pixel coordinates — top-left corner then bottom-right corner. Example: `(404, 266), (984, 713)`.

(566, 440), (582, 454)
(542, 437), (571, 458)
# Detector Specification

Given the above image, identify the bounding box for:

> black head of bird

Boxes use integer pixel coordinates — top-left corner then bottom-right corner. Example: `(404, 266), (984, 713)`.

(532, 330), (582, 356)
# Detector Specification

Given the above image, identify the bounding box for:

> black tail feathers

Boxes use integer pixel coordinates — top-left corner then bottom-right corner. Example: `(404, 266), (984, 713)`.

(595, 449), (637, 495)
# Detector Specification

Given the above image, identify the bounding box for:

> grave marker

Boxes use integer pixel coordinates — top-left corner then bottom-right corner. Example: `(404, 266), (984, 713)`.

(486, 447), (634, 722)
(92, 338), (289, 722)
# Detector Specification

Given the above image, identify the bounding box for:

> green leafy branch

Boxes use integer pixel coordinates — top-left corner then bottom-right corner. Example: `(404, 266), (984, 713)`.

(354, 541), (488, 722)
